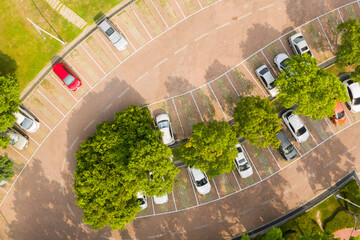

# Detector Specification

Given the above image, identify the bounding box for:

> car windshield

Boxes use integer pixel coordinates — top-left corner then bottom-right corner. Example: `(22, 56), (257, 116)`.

(105, 27), (115, 36)
(239, 162), (250, 171)
(237, 147), (242, 153)
(268, 81), (276, 89)
(259, 67), (268, 75)
(21, 117), (33, 130)
(63, 75), (76, 86)
(296, 127), (307, 136)
(195, 178), (208, 187)
(10, 134), (19, 145)
(280, 60), (287, 69)
(293, 36), (304, 44)
(354, 97), (360, 105)
(158, 120), (169, 129)
(284, 144), (294, 154)
(335, 111), (345, 119)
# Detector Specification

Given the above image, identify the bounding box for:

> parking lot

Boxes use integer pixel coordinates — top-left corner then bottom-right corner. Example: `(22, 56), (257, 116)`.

(1, 0), (360, 234)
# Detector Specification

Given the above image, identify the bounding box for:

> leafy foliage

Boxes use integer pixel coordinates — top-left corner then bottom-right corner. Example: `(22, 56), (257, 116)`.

(74, 106), (179, 230)
(275, 54), (349, 120)
(0, 75), (21, 148)
(0, 156), (14, 182)
(350, 66), (360, 83)
(296, 231), (339, 240)
(338, 180), (360, 214)
(336, 18), (360, 66)
(324, 211), (353, 233)
(264, 227), (285, 240)
(234, 96), (282, 148)
(178, 121), (238, 178)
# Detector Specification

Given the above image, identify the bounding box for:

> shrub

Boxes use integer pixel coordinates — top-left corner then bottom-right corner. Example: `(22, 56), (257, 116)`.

(339, 180), (360, 214)
(0, 156), (14, 183)
(324, 211), (354, 233)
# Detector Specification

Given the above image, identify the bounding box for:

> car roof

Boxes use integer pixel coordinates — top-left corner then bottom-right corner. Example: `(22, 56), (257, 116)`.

(334, 102), (344, 114)
(190, 167), (206, 181)
(290, 33), (303, 40)
(53, 63), (69, 79)
(14, 112), (26, 123)
(275, 53), (289, 63)
(98, 19), (112, 31)
(156, 113), (170, 123)
(276, 130), (291, 147)
(288, 114), (304, 130)
(349, 82), (360, 98)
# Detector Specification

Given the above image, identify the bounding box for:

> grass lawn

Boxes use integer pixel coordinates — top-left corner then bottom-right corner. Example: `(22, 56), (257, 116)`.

(0, 0), (81, 90)
(61, 0), (124, 23)
(324, 63), (356, 77)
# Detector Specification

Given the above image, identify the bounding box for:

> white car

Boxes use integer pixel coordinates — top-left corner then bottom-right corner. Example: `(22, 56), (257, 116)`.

(0, 128), (29, 150)
(282, 109), (309, 143)
(289, 33), (312, 56)
(98, 18), (128, 51)
(255, 65), (279, 97)
(188, 167), (211, 195)
(274, 53), (290, 72)
(343, 79), (360, 113)
(14, 106), (40, 133)
(153, 194), (168, 205)
(234, 144), (253, 178)
(155, 113), (175, 145)
(136, 191), (148, 210)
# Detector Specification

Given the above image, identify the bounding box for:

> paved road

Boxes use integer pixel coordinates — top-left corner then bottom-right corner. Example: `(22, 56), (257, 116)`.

(0, 0), (358, 239)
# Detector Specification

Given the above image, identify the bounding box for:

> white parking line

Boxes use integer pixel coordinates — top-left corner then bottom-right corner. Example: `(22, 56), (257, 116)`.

(261, 50), (277, 74)
(61, 158), (66, 172)
(187, 168), (199, 205)
(118, 87), (130, 99)
(345, 111), (352, 124)
(136, 71), (149, 82)
(242, 145), (262, 180)
(259, 3), (275, 11)
(267, 147), (281, 170)
(29, 136), (40, 146)
(0, 188), (7, 194)
(174, 45), (188, 55)
(197, 0), (203, 8)
(80, 44), (106, 75)
(231, 171), (241, 190)
(37, 115), (52, 131)
(215, 22), (230, 31)
(83, 119), (95, 131)
(174, 0), (186, 18)
(191, 92), (204, 121)
(151, 197), (156, 215)
(172, 192), (177, 211)
(212, 179), (221, 198)
(63, 59), (92, 88)
(69, 136), (79, 150)
(208, 84), (227, 120)
(242, 63), (267, 96)
(50, 74), (79, 102)
(293, 144), (302, 157)
(324, 117), (335, 135)
(97, 32), (121, 63)
(154, 58), (168, 68)
(309, 131), (318, 145)
(195, 32), (209, 42)
(338, 9), (344, 22)
(237, 12), (252, 21)
(132, 9), (153, 40)
(225, 73), (240, 97)
(101, 103), (113, 113)
(172, 99), (185, 135)
(67, 203), (76, 217)
(279, 38), (291, 56)
(9, 145), (29, 162)
(318, 18), (334, 53)
(114, 22), (136, 51)
(150, 0), (169, 29)
(37, 90), (65, 116)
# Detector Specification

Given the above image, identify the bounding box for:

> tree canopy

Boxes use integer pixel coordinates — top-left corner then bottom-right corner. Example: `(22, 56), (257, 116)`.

(275, 54), (349, 120)
(336, 18), (360, 66)
(74, 105), (179, 230)
(177, 121), (238, 178)
(233, 96), (282, 148)
(0, 75), (21, 148)
(0, 156), (14, 183)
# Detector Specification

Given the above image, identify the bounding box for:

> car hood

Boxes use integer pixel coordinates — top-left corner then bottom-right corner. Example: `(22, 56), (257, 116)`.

(68, 78), (81, 91)
(297, 131), (310, 143)
(154, 194), (168, 204)
(239, 167), (253, 178)
(113, 35), (128, 50)
(27, 120), (40, 133)
(269, 87), (279, 97)
(349, 102), (360, 113)
(13, 135), (28, 150)
(160, 127), (174, 145)
(284, 148), (297, 160)
(275, 53), (289, 64)
(53, 63), (68, 80)
(196, 182), (211, 195)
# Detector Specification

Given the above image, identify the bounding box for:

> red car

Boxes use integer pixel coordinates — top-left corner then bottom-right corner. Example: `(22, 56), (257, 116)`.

(53, 63), (82, 91)
(331, 101), (346, 125)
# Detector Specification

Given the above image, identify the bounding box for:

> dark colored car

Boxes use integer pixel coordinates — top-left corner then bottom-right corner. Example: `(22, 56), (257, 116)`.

(276, 130), (297, 160)
(53, 63), (82, 91)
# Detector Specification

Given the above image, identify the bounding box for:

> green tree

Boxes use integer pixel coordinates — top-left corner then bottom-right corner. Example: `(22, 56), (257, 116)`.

(276, 54), (349, 120)
(336, 18), (360, 66)
(177, 121), (238, 178)
(264, 227), (284, 240)
(241, 234), (251, 240)
(233, 96), (282, 148)
(297, 230), (339, 240)
(350, 65), (360, 83)
(0, 75), (21, 148)
(74, 106), (179, 230)
(0, 156), (14, 183)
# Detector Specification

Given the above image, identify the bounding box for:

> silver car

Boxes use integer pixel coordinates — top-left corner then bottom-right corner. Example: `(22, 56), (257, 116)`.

(289, 33), (312, 56)
(274, 53), (290, 72)
(14, 106), (40, 133)
(282, 110), (309, 143)
(155, 113), (175, 145)
(0, 128), (29, 150)
(255, 65), (279, 97)
(234, 144), (253, 178)
(98, 18), (128, 51)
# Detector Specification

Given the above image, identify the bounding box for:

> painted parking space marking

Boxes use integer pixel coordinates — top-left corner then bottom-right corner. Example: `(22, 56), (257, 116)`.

(232, 171), (241, 190)
(37, 90), (65, 117)
(284, 184), (296, 194)
(50, 74), (79, 102)
(261, 50), (277, 74)
(225, 73), (240, 97)
(209, 84), (227, 119)
(69, 136), (79, 150)
(136, 71), (149, 82)
(133, 9), (153, 39)
(240, 207), (254, 215)
(215, 22), (230, 31)
(9, 146), (29, 162)
(63, 59), (92, 88)
(187, 168), (199, 205)
(29, 136), (40, 146)
(147, 234), (163, 239)
(212, 179), (221, 198)
(102, 103), (113, 113)
(80, 44), (106, 74)
(242, 144), (262, 180)
(174, 0), (186, 18)
(118, 87), (130, 99)
(191, 92), (204, 121)
(97, 32), (122, 63)
(318, 18), (334, 53)
(172, 99), (185, 135)
(324, 117), (335, 134)
(279, 38), (291, 56)
(259, 3), (275, 11)
(151, 197), (156, 215)
(170, 230), (186, 235)
(237, 12), (252, 21)
(61, 158), (66, 172)
(267, 147), (281, 170)
(261, 197), (276, 205)
(345, 111), (352, 124)
(154, 58), (168, 68)
(61, 182), (65, 196)
(83, 120), (96, 131)
(174, 45), (188, 55)
(67, 203), (76, 217)
(308, 131), (318, 145)
(242, 63), (267, 96)
(150, 0), (169, 29)
(338, 8), (344, 22)
(195, 32), (209, 42)
(172, 191), (177, 211)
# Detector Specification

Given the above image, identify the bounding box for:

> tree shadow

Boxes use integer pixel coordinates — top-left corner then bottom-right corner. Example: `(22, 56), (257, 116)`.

(0, 51), (17, 77)
(285, 0), (327, 27)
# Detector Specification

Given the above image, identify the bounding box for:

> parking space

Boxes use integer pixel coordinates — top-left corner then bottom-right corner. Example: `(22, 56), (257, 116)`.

(133, 0), (168, 38)
(319, 11), (343, 50)
(262, 39), (292, 74)
(151, 0), (183, 27)
(199, 0), (216, 7)
(301, 117), (333, 143)
(150, 100), (185, 140)
(339, 2), (360, 22)
(213, 172), (239, 197)
(153, 193), (177, 213)
(96, 32), (134, 62)
(176, 0), (201, 16)
(173, 167), (198, 209)
(267, 146), (299, 169)
(209, 76), (239, 119)
(174, 94), (203, 134)
(113, 9), (151, 49)
(299, 20), (334, 62)
(194, 178), (219, 204)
